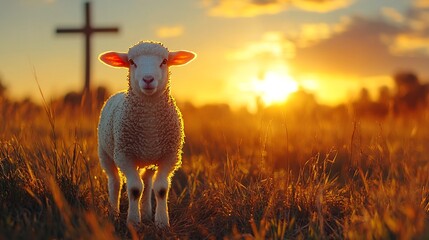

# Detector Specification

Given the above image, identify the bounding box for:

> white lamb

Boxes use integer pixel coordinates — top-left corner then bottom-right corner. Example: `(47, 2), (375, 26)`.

(97, 41), (196, 227)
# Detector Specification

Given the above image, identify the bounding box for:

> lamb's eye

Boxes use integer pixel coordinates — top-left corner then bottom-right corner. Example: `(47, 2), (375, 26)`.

(160, 59), (167, 67)
(129, 59), (137, 67)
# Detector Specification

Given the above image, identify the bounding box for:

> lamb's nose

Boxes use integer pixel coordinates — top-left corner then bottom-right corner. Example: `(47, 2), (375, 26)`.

(143, 76), (154, 84)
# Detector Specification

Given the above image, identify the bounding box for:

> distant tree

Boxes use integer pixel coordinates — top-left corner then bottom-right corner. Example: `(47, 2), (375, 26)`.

(378, 86), (392, 117)
(394, 72), (419, 98)
(392, 71), (428, 115)
(358, 88), (371, 104)
(63, 91), (82, 107)
(286, 88), (318, 118)
(62, 85), (110, 111)
(353, 87), (389, 119)
(94, 86), (109, 108)
(353, 88), (370, 118)
(377, 86), (390, 106)
(0, 75), (6, 97)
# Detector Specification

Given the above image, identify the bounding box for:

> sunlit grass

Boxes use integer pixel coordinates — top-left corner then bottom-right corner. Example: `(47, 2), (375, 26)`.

(1, 96), (429, 239)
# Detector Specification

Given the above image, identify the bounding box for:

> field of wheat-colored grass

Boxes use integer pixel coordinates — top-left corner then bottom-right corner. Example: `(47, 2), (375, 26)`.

(1, 97), (429, 239)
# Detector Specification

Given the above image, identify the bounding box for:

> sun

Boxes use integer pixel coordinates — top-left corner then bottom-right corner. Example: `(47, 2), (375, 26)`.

(251, 70), (299, 105)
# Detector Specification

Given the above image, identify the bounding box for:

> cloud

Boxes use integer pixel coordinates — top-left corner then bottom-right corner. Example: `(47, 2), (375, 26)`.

(380, 5), (429, 56)
(386, 33), (429, 56)
(295, 16), (351, 47)
(407, 9), (429, 31)
(292, 0), (354, 13)
(229, 32), (296, 60)
(230, 13), (429, 77)
(203, 0), (353, 18)
(414, 0), (429, 8)
(381, 7), (405, 24)
(291, 17), (429, 77)
(17, 0), (55, 4)
(155, 25), (184, 39)
(229, 17), (349, 61)
(204, 0), (288, 17)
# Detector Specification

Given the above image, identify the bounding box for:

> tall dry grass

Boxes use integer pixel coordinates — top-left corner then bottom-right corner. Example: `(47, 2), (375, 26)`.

(1, 96), (429, 239)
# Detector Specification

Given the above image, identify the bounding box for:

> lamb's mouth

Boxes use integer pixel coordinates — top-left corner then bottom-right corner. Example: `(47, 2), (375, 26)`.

(142, 87), (156, 95)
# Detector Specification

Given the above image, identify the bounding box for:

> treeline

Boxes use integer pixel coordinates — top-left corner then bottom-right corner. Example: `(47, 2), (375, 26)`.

(353, 71), (429, 119)
(0, 71), (428, 120)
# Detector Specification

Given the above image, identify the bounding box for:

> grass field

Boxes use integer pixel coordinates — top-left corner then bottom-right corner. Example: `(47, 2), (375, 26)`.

(1, 96), (429, 239)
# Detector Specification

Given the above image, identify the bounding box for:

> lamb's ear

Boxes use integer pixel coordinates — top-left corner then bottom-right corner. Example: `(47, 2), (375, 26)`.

(168, 51), (196, 66)
(99, 52), (130, 68)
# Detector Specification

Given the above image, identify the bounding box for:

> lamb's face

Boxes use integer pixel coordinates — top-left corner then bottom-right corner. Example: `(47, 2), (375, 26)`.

(99, 41), (196, 98)
(129, 54), (169, 96)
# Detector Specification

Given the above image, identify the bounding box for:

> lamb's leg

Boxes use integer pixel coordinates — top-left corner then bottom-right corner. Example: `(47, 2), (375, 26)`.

(141, 168), (155, 221)
(153, 161), (176, 227)
(99, 150), (122, 215)
(119, 159), (143, 225)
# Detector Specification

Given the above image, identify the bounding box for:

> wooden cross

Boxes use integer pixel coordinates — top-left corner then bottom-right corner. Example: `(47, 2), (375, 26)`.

(56, 1), (119, 94)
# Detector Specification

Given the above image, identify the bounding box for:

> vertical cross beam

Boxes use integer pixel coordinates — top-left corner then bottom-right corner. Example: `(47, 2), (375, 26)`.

(56, 2), (119, 94)
(84, 2), (91, 93)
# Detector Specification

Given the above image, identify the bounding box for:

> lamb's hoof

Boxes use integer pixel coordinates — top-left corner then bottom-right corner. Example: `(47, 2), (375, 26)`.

(127, 216), (141, 226)
(126, 221), (141, 238)
(126, 219), (141, 230)
(155, 220), (170, 228)
(108, 209), (120, 222)
(141, 213), (152, 222)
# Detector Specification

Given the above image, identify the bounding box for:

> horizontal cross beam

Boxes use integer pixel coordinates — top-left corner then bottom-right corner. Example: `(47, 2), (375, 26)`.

(55, 2), (119, 94)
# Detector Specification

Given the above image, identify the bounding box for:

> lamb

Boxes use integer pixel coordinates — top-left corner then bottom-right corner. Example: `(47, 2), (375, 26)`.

(97, 41), (196, 227)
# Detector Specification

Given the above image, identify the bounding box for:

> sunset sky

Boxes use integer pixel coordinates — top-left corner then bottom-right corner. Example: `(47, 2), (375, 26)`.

(1, 0), (429, 110)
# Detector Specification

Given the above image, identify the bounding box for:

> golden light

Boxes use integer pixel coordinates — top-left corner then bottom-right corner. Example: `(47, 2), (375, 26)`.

(251, 70), (299, 105)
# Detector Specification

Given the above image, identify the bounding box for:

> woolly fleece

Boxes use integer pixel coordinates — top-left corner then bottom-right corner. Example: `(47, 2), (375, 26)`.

(128, 40), (169, 60)
(97, 41), (195, 226)
(98, 42), (183, 171)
